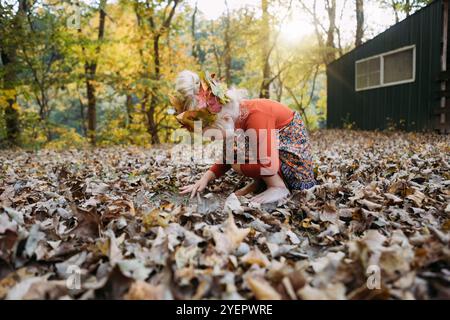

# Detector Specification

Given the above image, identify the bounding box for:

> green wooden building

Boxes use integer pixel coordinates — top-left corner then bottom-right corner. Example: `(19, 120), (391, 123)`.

(327, 0), (449, 132)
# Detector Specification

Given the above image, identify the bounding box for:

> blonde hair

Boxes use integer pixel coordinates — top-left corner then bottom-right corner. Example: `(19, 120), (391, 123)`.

(175, 70), (200, 111)
(175, 70), (248, 130)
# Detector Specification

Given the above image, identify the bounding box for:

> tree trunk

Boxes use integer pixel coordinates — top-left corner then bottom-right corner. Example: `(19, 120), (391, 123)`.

(84, 0), (106, 145)
(325, 0), (337, 64)
(0, 0), (28, 147)
(224, 32), (232, 85)
(355, 0), (364, 46)
(275, 77), (283, 102)
(145, 0), (179, 144)
(191, 1), (201, 64)
(405, 0), (412, 16)
(224, 1), (232, 85)
(125, 94), (133, 125)
(79, 98), (87, 136)
(391, 0), (400, 23)
(259, 0), (271, 99)
(146, 106), (159, 144)
(300, 0), (339, 64)
(147, 32), (162, 145)
(2, 49), (20, 147)
(85, 66), (97, 144)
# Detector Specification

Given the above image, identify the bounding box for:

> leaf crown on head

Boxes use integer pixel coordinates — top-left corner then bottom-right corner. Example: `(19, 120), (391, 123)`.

(170, 71), (230, 131)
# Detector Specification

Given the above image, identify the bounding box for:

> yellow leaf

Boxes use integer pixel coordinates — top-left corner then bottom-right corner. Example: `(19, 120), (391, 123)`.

(142, 209), (170, 229)
(169, 94), (185, 114)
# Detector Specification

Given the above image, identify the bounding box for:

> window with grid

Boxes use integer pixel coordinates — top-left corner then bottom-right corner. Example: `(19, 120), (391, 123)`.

(383, 48), (414, 84)
(355, 46), (415, 91)
(356, 57), (381, 90)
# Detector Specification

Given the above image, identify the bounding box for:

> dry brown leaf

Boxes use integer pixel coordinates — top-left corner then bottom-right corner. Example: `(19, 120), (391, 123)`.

(406, 189), (426, 207)
(358, 199), (382, 211)
(246, 277), (281, 300)
(0, 130), (448, 300)
(124, 281), (165, 300)
(213, 213), (250, 254)
(241, 248), (270, 267)
(297, 283), (346, 300)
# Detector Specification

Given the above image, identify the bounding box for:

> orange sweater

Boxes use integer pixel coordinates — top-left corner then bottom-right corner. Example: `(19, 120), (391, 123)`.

(210, 99), (294, 179)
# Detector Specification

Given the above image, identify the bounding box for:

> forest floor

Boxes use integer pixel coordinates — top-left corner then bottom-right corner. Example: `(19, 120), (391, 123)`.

(0, 130), (449, 300)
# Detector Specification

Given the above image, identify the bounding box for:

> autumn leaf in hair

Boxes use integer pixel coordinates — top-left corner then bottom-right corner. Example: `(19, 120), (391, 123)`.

(200, 71), (230, 108)
(169, 94), (186, 114)
(197, 84), (222, 114)
(176, 109), (217, 132)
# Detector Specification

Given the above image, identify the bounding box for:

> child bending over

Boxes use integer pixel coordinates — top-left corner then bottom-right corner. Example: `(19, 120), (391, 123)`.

(172, 70), (315, 204)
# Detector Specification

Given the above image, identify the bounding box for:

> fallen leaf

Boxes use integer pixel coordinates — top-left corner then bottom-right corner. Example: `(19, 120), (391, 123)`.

(297, 283), (346, 300)
(124, 281), (165, 300)
(241, 248), (270, 267)
(224, 193), (244, 214)
(213, 213), (250, 254)
(246, 277), (281, 300)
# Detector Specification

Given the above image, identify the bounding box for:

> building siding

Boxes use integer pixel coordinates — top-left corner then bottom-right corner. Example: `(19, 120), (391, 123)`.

(327, 0), (443, 131)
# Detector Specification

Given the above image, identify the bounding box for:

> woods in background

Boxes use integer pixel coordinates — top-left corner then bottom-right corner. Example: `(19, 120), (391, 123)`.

(0, 0), (432, 149)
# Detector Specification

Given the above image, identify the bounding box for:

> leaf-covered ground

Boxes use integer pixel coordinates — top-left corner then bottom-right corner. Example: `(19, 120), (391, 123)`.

(0, 130), (449, 300)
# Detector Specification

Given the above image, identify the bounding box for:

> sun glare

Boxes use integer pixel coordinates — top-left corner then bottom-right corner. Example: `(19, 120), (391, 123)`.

(279, 18), (313, 44)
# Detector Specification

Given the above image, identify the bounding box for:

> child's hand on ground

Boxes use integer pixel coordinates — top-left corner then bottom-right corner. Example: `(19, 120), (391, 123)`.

(180, 170), (216, 199)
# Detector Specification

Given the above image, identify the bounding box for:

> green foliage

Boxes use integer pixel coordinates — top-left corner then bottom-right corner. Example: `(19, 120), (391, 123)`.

(127, 114), (153, 146)
(380, 0), (433, 20)
(45, 127), (88, 150)
(97, 113), (151, 147)
(385, 117), (407, 132)
(0, 92), (8, 145)
(1, 0), (383, 149)
(0, 107), (6, 147)
(342, 114), (357, 130)
(18, 111), (48, 150)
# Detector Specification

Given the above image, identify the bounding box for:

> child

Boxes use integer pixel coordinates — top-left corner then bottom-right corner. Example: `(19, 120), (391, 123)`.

(173, 70), (315, 204)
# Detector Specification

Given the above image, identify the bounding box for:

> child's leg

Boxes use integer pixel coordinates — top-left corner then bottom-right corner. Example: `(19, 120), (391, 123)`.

(235, 178), (265, 196)
(250, 174), (290, 204)
(231, 165), (264, 196)
(231, 164), (289, 204)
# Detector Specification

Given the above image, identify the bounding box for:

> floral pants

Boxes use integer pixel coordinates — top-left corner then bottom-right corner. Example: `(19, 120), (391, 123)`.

(224, 112), (316, 190)
(278, 112), (316, 190)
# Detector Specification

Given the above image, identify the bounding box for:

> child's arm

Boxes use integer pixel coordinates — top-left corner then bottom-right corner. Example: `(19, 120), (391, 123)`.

(210, 163), (231, 178)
